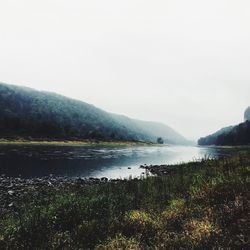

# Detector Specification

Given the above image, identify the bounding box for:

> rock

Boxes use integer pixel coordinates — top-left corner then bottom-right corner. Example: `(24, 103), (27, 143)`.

(76, 178), (85, 184)
(8, 202), (14, 207)
(8, 190), (15, 195)
(89, 177), (100, 182)
(101, 177), (108, 182)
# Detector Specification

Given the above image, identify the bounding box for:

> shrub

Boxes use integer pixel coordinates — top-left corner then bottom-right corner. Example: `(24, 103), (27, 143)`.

(184, 217), (221, 246)
(123, 210), (158, 246)
(95, 234), (140, 250)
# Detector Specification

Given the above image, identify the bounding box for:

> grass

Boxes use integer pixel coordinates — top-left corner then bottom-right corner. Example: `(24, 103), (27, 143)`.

(0, 138), (155, 147)
(0, 152), (249, 249)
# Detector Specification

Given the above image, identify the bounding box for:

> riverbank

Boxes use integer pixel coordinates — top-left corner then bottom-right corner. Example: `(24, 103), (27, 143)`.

(0, 138), (156, 147)
(0, 175), (124, 215)
(0, 152), (249, 249)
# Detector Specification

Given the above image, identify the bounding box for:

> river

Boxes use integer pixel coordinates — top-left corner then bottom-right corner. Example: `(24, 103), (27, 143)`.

(0, 144), (229, 179)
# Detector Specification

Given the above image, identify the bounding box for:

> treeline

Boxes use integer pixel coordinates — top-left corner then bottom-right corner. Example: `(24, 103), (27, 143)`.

(0, 83), (145, 141)
(0, 83), (189, 144)
(198, 120), (250, 146)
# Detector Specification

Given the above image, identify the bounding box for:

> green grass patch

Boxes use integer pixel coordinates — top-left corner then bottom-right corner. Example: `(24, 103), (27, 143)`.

(0, 138), (155, 147)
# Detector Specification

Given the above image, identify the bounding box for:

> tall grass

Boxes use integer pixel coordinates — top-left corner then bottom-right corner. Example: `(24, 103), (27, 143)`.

(0, 153), (249, 249)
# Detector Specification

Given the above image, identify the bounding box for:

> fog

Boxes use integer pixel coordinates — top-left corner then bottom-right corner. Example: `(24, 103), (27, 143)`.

(0, 0), (250, 140)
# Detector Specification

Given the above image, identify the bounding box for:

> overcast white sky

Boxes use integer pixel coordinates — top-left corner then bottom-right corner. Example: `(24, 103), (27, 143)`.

(0, 0), (250, 140)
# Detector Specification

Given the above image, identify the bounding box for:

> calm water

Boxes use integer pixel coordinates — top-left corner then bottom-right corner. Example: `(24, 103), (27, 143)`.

(0, 145), (229, 179)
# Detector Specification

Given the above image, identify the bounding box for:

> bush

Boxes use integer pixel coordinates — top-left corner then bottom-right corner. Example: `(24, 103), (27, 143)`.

(95, 234), (140, 250)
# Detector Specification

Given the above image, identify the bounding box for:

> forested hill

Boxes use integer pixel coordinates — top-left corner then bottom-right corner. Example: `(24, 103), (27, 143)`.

(0, 82), (189, 144)
(198, 121), (250, 146)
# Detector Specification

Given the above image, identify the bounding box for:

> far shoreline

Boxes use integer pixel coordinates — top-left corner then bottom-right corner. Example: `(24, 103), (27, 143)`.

(0, 138), (159, 147)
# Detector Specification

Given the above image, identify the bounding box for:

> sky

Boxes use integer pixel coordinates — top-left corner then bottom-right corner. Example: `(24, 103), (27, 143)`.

(0, 0), (250, 140)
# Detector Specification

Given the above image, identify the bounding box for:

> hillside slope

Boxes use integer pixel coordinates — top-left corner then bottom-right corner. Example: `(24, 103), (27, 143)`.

(111, 114), (190, 145)
(198, 121), (250, 146)
(0, 82), (189, 144)
(133, 119), (190, 145)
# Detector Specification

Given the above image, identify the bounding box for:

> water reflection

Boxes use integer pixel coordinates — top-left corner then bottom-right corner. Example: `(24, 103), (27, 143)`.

(0, 145), (229, 179)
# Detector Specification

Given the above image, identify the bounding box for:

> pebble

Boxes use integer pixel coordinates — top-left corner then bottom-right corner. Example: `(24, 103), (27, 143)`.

(8, 190), (15, 195)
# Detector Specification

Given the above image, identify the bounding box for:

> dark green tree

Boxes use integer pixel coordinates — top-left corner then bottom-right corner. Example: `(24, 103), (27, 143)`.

(157, 137), (164, 144)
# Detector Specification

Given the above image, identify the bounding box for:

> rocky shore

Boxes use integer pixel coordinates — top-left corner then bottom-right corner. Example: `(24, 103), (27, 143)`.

(0, 153), (249, 250)
(0, 163), (182, 215)
(0, 174), (130, 215)
(140, 163), (180, 176)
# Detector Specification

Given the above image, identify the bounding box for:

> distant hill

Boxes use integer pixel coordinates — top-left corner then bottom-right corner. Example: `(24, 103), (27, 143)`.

(0, 82), (189, 144)
(133, 119), (190, 145)
(198, 126), (234, 145)
(111, 114), (190, 145)
(198, 121), (250, 146)
(244, 106), (250, 121)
